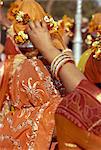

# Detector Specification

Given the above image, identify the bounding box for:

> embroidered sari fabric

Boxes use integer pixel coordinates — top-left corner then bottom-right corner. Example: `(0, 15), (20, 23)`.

(0, 53), (61, 149)
(38, 55), (67, 97)
(56, 80), (101, 136)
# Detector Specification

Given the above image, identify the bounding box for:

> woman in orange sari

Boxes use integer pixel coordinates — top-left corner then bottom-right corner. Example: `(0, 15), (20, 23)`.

(0, 1), (64, 149)
(0, 38), (62, 150)
(0, 0), (75, 149)
(6, 0), (74, 97)
(0, 33), (63, 150)
(26, 19), (101, 150)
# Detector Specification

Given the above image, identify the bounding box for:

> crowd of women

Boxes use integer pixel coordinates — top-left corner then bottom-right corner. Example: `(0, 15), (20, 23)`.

(0, 0), (101, 150)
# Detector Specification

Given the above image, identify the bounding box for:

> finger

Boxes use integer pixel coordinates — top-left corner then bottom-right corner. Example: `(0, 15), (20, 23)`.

(25, 24), (29, 33)
(34, 20), (41, 28)
(26, 26), (36, 45)
(26, 26), (33, 38)
(42, 21), (48, 31)
(29, 20), (36, 31)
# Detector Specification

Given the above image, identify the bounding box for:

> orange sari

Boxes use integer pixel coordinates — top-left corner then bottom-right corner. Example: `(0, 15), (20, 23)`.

(84, 53), (101, 84)
(0, 38), (61, 149)
(78, 50), (101, 85)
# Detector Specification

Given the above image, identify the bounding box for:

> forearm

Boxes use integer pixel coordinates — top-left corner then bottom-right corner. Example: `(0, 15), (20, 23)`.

(27, 21), (87, 92)
(42, 46), (86, 92)
(59, 62), (86, 92)
(41, 46), (61, 64)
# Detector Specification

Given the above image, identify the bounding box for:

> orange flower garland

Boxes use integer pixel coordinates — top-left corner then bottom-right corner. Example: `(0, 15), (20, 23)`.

(85, 32), (101, 60)
(7, 1), (74, 46)
(85, 13), (101, 60)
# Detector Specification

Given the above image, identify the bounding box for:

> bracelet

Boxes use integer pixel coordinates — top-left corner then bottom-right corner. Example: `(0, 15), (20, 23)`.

(55, 57), (74, 79)
(51, 48), (73, 72)
(51, 53), (72, 76)
(51, 49), (73, 73)
(52, 55), (71, 76)
(63, 48), (73, 58)
(51, 51), (74, 79)
(51, 53), (67, 70)
(62, 48), (72, 53)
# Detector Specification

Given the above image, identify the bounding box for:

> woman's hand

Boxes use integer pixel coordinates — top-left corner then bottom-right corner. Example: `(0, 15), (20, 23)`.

(27, 21), (86, 92)
(27, 21), (61, 63)
(27, 21), (54, 53)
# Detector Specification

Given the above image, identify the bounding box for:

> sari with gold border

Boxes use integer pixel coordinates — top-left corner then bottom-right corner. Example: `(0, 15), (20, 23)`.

(0, 36), (61, 150)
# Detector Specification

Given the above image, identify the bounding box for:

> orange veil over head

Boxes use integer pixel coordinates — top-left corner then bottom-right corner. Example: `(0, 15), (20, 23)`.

(7, 0), (65, 50)
(7, 0), (46, 22)
(6, 0), (74, 55)
(7, 0), (46, 34)
(88, 13), (101, 33)
(6, 0), (47, 55)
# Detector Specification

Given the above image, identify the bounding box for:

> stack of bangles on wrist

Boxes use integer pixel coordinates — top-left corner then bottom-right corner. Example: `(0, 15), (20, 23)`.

(51, 48), (75, 79)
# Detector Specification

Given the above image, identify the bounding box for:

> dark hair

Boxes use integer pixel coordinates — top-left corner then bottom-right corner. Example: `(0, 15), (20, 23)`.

(1, 25), (7, 45)
(96, 83), (101, 89)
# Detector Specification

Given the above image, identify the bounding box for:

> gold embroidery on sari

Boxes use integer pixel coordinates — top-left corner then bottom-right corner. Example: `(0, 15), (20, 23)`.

(43, 76), (58, 95)
(64, 143), (77, 148)
(0, 135), (21, 150)
(26, 102), (50, 149)
(0, 56), (59, 149)
(22, 77), (45, 104)
(29, 58), (45, 80)
(12, 54), (26, 76)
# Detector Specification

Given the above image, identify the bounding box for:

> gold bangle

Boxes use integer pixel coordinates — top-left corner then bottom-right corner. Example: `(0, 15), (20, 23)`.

(55, 57), (74, 79)
(52, 55), (71, 76)
(51, 53), (67, 75)
(51, 49), (74, 79)
(62, 48), (72, 53)
(63, 48), (74, 58)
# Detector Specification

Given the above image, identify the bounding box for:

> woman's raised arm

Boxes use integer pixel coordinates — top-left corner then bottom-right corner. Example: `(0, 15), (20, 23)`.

(27, 21), (86, 92)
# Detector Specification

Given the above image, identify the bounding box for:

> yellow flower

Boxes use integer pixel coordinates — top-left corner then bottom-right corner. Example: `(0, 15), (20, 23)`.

(49, 17), (54, 23)
(92, 41), (99, 47)
(93, 49), (101, 59)
(18, 31), (28, 40)
(97, 32), (100, 37)
(14, 35), (24, 44)
(57, 20), (62, 26)
(87, 34), (92, 41)
(44, 16), (50, 23)
(16, 11), (24, 22)
(85, 39), (92, 45)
